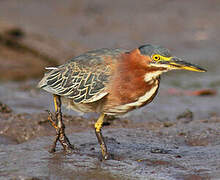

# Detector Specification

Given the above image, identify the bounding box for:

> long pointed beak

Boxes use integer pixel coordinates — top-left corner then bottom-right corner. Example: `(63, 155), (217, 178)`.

(167, 57), (207, 72)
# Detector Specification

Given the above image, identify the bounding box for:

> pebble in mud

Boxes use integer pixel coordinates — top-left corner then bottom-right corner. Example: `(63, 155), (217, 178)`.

(177, 109), (194, 122)
(0, 101), (12, 113)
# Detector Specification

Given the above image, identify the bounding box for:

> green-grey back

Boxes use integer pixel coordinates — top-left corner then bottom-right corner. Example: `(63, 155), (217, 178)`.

(38, 48), (125, 103)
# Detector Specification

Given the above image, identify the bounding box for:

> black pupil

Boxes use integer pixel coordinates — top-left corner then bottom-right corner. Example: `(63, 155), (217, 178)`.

(155, 56), (159, 60)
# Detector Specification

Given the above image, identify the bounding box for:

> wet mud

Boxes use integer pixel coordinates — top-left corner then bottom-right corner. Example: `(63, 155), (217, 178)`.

(0, 0), (220, 179)
(0, 103), (220, 180)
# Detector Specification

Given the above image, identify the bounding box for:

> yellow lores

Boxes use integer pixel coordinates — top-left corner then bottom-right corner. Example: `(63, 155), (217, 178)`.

(38, 44), (206, 160)
(151, 54), (206, 72)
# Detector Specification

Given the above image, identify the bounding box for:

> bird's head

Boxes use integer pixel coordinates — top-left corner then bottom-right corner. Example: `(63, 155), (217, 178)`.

(138, 44), (206, 72)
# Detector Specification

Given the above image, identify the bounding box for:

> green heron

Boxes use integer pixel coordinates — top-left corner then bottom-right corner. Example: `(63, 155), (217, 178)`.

(38, 44), (206, 160)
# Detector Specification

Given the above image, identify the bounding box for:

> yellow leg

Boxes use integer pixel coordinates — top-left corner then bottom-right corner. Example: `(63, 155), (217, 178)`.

(53, 95), (58, 112)
(94, 113), (109, 160)
(94, 113), (105, 132)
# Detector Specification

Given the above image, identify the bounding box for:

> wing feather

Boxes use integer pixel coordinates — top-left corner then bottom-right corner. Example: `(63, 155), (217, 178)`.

(38, 48), (125, 103)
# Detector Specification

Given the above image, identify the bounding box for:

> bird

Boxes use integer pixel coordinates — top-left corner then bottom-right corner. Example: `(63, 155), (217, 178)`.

(38, 44), (206, 160)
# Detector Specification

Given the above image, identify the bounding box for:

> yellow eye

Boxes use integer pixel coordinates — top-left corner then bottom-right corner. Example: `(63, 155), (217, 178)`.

(152, 55), (161, 61)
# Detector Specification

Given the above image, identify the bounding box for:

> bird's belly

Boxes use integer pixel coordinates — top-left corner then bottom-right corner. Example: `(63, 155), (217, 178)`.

(105, 82), (159, 115)
(61, 97), (104, 113)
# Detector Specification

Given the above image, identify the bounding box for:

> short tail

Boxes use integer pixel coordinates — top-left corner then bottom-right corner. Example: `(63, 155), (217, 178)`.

(37, 67), (57, 88)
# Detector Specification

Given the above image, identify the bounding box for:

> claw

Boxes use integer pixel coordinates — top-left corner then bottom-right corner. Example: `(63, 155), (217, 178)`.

(47, 110), (74, 153)
(46, 95), (75, 153)
(46, 110), (58, 129)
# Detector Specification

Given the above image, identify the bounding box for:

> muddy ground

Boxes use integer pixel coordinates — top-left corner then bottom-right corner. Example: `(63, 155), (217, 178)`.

(0, 0), (220, 179)
(0, 105), (220, 180)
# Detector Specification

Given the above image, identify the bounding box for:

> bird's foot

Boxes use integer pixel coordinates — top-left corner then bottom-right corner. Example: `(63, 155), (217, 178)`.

(46, 110), (75, 153)
(100, 144), (110, 160)
(95, 130), (110, 160)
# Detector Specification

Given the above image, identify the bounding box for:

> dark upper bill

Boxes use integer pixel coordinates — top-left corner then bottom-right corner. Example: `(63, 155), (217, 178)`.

(167, 57), (207, 72)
